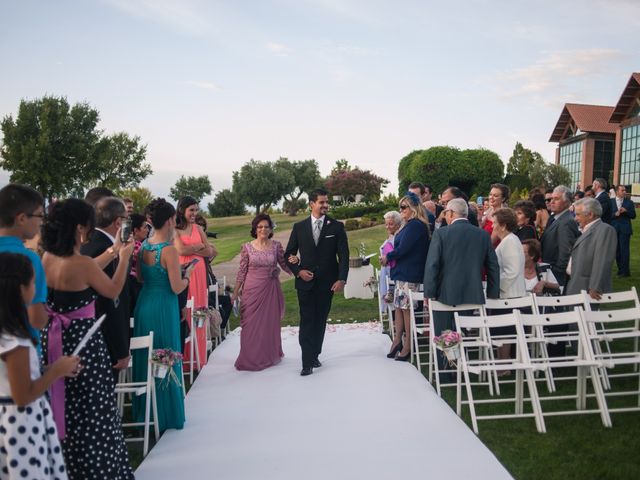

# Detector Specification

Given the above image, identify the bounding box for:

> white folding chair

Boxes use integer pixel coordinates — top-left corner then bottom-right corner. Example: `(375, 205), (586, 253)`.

(583, 287), (640, 384)
(455, 312), (546, 434)
(408, 290), (429, 372)
(375, 268), (393, 337)
(516, 309), (612, 428)
(428, 300), (482, 395)
(483, 295), (540, 393)
(207, 283), (222, 353)
(115, 332), (160, 456)
(581, 306), (640, 414)
(184, 297), (202, 384)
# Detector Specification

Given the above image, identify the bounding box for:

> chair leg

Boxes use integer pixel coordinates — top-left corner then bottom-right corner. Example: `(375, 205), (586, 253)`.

(143, 384), (151, 456)
(589, 365), (612, 427)
(151, 378), (161, 439)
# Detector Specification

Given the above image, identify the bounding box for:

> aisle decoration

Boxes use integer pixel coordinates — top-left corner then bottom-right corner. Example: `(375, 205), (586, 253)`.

(433, 330), (462, 366)
(151, 348), (183, 388)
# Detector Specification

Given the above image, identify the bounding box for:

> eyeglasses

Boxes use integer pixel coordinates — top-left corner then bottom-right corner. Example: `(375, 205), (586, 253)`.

(256, 225), (272, 229)
(545, 199), (552, 203)
(399, 204), (409, 210)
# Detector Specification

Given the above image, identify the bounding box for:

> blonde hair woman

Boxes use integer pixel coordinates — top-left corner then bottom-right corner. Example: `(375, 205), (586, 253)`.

(380, 193), (430, 361)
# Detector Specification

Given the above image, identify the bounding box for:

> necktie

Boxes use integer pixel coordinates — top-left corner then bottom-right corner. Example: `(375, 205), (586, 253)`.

(313, 219), (322, 245)
(546, 214), (555, 229)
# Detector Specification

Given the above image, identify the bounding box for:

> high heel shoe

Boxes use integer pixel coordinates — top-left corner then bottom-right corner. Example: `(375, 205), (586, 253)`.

(395, 351), (411, 362)
(386, 342), (403, 358)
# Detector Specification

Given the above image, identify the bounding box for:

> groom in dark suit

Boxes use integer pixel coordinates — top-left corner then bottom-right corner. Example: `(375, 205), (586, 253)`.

(285, 189), (349, 376)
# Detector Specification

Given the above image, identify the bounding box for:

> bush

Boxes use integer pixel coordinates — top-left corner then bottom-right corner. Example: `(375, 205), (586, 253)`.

(344, 219), (360, 231)
(330, 201), (391, 220)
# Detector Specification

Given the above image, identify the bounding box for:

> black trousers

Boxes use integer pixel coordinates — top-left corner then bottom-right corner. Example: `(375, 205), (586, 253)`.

(297, 288), (334, 368)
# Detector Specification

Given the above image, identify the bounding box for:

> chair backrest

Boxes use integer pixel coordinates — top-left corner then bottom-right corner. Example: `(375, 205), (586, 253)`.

(532, 292), (585, 312)
(455, 311), (517, 330)
(483, 294), (536, 313)
(517, 308), (583, 329)
(582, 287), (640, 311)
(581, 307), (640, 326)
(130, 331), (154, 362)
(429, 299), (482, 313)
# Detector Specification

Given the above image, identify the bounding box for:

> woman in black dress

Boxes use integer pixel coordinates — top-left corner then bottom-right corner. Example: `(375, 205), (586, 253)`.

(41, 199), (135, 480)
(514, 200), (538, 242)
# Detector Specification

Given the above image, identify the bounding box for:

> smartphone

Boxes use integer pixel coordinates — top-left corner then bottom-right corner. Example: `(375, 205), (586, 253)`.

(183, 258), (200, 272)
(120, 218), (132, 243)
(476, 196), (483, 205)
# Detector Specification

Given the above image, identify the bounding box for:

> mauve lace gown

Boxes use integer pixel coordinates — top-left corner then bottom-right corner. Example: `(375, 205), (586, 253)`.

(234, 241), (290, 371)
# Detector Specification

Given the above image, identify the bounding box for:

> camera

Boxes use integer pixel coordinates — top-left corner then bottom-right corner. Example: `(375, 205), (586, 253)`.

(206, 232), (218, 239)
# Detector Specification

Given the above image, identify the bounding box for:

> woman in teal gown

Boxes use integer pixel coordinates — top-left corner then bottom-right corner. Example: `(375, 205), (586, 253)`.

(133, 199), (190, 432)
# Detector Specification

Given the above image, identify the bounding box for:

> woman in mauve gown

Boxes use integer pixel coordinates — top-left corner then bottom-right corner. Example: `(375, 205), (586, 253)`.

(231, 214), (291, 371)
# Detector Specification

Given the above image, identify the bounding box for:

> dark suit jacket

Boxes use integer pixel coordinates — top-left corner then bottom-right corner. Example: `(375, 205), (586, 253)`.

(540, 210), (580, 287)
(81, 230), (131, 364)
(611, 197), (636, 236)
(423, 219), (499, 305)
(285, 215), (349, 292)
(596, 191), (613, 224)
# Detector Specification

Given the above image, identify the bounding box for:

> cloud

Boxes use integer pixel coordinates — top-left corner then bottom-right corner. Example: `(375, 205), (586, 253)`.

(103, 0), (210, 36)
(184, 80), (221, 91)
(265, 42), (292, 57)
(485, 48), (625, 104)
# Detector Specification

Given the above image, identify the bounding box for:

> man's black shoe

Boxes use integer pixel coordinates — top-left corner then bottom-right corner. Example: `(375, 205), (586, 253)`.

(313, 359), (322, 368)
(300, 367), (313, 376)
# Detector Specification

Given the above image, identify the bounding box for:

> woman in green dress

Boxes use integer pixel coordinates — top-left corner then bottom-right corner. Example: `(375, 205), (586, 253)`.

(133, 198), (190, 432)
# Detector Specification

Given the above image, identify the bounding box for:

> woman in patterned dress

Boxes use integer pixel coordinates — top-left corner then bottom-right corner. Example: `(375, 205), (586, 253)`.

(41, 199), (135, 480)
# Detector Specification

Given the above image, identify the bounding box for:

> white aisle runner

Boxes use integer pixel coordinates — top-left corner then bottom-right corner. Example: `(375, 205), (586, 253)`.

(136, 323), (512, 480)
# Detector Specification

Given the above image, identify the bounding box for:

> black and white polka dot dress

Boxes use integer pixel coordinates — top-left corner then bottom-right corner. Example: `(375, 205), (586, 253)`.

(42, 289), (134, 480)
(0, 334), (68, 480)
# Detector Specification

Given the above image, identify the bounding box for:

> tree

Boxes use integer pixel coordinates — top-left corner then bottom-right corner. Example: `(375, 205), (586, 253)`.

(504, 142), (545, 191)
(460, 149), (505, 196)
(169, 175), (212, 204)
(324, 165), (389, 203)
(405, 146), (461, 196)
(0, 95), (101, 201)
(207, 189), (246, 217)
(331, 158), (351, 174)
(91, 132), (152, 190)
(232, 160), (291, 214)
(546, 163), (572, 189)
(116, 186), (154, 213)
(275, 157), (322, 216)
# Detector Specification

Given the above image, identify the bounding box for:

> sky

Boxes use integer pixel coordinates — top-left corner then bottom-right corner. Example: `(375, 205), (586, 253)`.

(1, 0), (639, 204)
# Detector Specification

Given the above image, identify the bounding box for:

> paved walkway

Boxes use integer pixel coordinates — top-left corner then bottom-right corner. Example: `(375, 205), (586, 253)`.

(212, 230), (293, 287)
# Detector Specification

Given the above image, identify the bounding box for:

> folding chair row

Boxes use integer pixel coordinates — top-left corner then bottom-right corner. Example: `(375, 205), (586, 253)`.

(454, 309), (613, 434)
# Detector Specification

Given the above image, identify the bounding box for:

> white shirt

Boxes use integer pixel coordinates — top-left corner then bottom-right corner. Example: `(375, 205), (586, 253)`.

(495, 233), (526, 299)
(310, 215), (325, 227)
(0, 334), (40, 397)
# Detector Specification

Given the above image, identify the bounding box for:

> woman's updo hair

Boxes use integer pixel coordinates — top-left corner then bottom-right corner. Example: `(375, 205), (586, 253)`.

(146, 198), (176, 230)
(176, 196), (197, 230)
(522, 239), (542, 262)
(251, 213), (274, 239)
(41, 198), (95, 257)
(514, 200), (537, 225)
(493, 207), (518, 233)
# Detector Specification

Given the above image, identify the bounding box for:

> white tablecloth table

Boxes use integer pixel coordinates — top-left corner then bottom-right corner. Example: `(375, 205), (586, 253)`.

(344, 264), (375, 299)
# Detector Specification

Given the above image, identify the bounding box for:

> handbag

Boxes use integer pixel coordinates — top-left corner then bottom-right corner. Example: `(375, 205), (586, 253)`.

(535, 264), (560, 296)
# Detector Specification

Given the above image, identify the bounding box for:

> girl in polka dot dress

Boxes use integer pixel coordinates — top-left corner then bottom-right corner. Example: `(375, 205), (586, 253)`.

(0, 253), (80, 480)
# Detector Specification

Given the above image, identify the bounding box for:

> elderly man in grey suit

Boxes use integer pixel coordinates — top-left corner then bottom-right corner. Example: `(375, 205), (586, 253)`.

(540, 185), (580, 288)
(424, 198), (500, 380)
(565, 198), (617, 299)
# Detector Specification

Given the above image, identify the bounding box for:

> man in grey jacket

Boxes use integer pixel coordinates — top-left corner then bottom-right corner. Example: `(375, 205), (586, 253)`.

(565, 198), (617, 299)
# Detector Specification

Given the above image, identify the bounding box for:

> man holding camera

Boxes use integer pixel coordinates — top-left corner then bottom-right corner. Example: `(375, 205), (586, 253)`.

(81, 196), (132, 382)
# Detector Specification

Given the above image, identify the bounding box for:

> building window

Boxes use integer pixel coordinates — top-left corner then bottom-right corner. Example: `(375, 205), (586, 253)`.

(620, 124), (640, 186)
(559, 140), (583, 190)
(593, 140), (614, 184)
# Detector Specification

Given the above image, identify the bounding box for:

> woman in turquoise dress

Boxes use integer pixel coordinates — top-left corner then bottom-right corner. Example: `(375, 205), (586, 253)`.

(133, 199), (190, 432)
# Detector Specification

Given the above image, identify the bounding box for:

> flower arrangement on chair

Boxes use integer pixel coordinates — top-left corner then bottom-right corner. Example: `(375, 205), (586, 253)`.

(192, 307), (209, 328)
(433, 330), (462, 366)
(151, 348), (183, 388)
(363, 276), (378, 293)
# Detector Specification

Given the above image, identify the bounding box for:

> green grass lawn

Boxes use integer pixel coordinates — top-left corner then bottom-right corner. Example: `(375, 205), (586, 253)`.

(131, 216), (639, 479)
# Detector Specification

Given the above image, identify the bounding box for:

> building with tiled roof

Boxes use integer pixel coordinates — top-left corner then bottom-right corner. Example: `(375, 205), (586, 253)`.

(550, 72), (640, 193)
(610, 73), (640, 189)
(549, 104), (617, 191)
